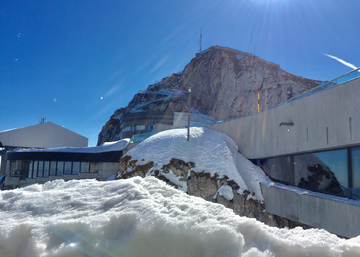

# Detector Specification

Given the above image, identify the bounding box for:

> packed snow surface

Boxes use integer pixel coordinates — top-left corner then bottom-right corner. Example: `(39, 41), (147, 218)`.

(1, 177), (360, 257)
(122, 127), (270, 200)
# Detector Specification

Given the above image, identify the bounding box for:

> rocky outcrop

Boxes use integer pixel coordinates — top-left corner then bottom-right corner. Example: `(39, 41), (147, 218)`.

(98, 46), (322, 145)
(116, 155), (307, 229)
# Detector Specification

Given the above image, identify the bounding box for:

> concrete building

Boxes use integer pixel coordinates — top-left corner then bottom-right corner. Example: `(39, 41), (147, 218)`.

(208, 68), (360, 238)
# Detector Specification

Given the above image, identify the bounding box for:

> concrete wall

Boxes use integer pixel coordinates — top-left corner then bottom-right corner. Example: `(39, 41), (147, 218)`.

(260, 183), (360, 238)
(0, 122), (88, 149)
(208, 77), (360, 159)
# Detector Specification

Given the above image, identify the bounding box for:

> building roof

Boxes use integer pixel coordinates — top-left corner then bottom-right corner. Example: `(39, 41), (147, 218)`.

(0, 122), (88, 148)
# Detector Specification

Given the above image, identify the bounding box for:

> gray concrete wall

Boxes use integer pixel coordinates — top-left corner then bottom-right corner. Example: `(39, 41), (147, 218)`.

(208, 77), (360, 159)
(260, 183), (360, 238)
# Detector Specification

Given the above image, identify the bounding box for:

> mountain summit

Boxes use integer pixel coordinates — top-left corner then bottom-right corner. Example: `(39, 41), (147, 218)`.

(98, 46), (321, 145)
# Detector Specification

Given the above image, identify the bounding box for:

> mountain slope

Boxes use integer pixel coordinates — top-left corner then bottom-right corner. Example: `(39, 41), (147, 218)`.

(98, 46), (321, 145)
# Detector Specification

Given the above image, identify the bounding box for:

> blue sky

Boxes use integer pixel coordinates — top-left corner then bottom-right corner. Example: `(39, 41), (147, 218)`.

(1, 0), (359, 146)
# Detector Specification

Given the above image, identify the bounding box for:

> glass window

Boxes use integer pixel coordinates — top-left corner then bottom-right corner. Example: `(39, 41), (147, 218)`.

(261, 156), (293, 185)
(28, 161), (33, 178)
(64, 162), (72, 175)
(57, 161), (64, 176)
(72, 162), (80, 175)
(352, 147), (360, 199)
(38, 161), (44, 177)
(80, 162), (88, 173)
(43, 162), (50, 178)
(50, 161), (57, 176)
(295, 149), (347, 197)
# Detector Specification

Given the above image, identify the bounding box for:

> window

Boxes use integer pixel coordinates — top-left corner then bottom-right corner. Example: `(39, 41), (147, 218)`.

(38, 161), (44, 177)
(43, 162), (50, 178)
(50, 161), (57, 176)
(80, 162), (89, 173)
(28, 161), (34, 178)
(294, 149), (348, 197)
(57, 162), (64, 176)
(352, 147), (360, 199)
(64, 162), (72, 175)
(260, 156), (293, 185)
(72, 162), (80, 175)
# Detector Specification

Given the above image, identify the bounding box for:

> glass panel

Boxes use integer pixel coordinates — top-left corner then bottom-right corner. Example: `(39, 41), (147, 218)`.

(28, 161), (33, 178)
(57, 162), (64, 176)
(80, 162), (88, 173)
(64, 162), (72, 175)
(38, 161), (44, 177)
(50, 161), (57, 176)
(260, 156), (293, 185)
(295, 149), (347, 197)
(33, 161), (38, 178)
(352, 147), (360, 199)
(43, 162), (50, 178)
(72, 162), (80, 175)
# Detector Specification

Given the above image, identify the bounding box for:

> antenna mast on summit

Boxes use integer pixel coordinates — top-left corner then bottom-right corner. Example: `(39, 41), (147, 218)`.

(199, 28), (202, 53)
(250, 32), (252, 54)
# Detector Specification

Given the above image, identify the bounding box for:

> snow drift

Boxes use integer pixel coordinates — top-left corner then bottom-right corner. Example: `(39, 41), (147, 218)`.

(1, 177), (360, 257)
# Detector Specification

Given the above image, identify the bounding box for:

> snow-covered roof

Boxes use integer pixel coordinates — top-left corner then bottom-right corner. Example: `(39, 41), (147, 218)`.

(10, 138), (130, 154)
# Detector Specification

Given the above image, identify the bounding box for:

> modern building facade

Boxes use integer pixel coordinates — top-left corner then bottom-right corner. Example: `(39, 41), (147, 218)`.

(4, 139), (129, 189)
(208, 68), (360, 238)
(0, 122), (128, 189)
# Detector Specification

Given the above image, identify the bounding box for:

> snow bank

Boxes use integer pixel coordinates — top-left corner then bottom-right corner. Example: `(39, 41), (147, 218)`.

(0, 177), (359, 257)
(122, 127), (272, 201)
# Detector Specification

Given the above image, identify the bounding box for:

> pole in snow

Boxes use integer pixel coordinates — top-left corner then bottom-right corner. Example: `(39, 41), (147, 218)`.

(187, 87), (191, 141)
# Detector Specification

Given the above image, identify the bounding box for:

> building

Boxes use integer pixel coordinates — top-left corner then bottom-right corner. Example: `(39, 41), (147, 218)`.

(4, 139), (129, 189)
(208, 68), (360, 238)
(1, 122), (126, 189)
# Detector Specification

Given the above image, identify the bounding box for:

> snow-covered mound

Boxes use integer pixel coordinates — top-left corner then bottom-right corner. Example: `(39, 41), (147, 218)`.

(120, 127), (271, 201)
(1, 177), (359, 256)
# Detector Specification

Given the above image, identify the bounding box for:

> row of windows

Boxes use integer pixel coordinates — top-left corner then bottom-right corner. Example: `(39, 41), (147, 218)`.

(123, 125), (154, 132)
(259, 146), (360, 199)
(10, 160), (91, 179)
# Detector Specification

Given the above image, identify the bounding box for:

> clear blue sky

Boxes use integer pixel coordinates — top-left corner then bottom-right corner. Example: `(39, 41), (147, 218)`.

(1, 0), (359, 146)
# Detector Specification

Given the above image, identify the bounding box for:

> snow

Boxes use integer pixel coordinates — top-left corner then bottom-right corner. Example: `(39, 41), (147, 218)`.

(236, 54), (244, 60)
(214, 185), (234, 200)
(1, 177), (360, 256)
(120, 127), (271, 201)
(10, 138), (130, 154)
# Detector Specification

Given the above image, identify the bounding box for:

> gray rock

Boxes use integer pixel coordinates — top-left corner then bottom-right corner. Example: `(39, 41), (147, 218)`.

(98, 46), (322, 145)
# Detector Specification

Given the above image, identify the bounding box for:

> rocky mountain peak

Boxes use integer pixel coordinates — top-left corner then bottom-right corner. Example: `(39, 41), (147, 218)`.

(97, 46), (321, 145)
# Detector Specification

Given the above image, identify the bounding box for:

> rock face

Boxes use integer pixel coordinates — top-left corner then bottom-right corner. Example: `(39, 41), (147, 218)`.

(116, 156), (307, 229)
(98, 46), (321, 145)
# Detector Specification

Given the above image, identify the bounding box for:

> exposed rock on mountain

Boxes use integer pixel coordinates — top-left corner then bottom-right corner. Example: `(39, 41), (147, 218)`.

(98, 46), (321, 145)
(115, 127), (309, 229)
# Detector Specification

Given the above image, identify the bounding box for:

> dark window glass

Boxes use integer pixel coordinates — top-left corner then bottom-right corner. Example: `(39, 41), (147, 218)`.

(64, 162), (72, 175)
(72, 162), (80, 175)
(28, 161), (33, 178)
(352, 147), (360, 199)
(260, 156), (293, 185)
(50, 161), (57, 176)
(43, 162), (50, 178)
(294, 149), (347, 197)
(38, 161), (44, 177)
(57, 162), (64, 176)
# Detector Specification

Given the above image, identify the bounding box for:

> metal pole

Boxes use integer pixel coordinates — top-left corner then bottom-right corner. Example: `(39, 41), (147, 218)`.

(187, 87), (191, 141)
